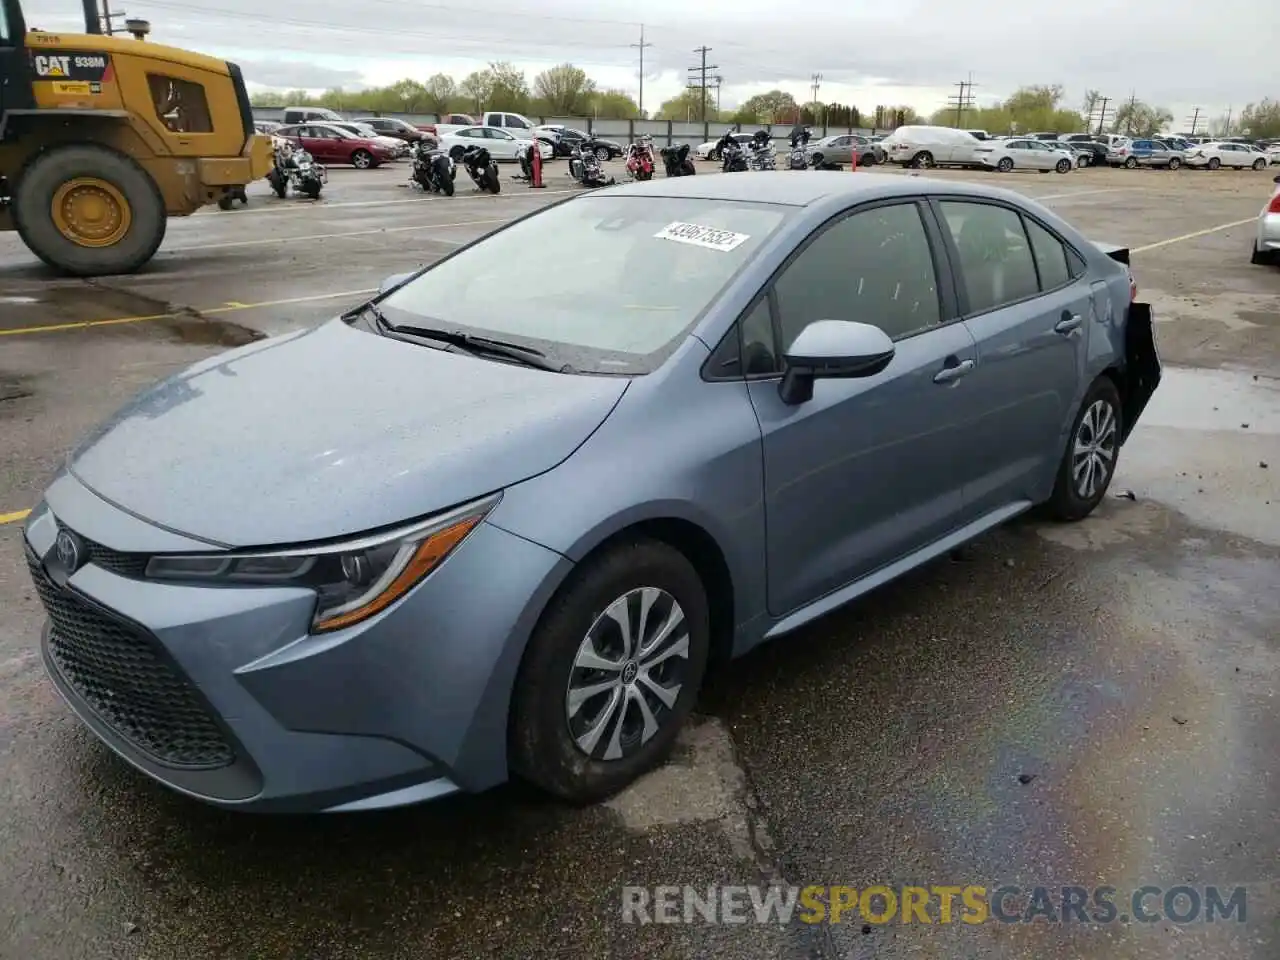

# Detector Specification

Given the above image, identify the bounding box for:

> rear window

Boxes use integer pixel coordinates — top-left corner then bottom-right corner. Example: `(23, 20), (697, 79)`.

(381, 195), (790, 374)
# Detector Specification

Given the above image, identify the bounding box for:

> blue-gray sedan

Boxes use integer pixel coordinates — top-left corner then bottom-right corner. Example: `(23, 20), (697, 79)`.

(24, 173), (1161, 812)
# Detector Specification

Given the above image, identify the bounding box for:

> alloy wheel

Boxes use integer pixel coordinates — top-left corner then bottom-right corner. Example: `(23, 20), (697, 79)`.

(1072, 399), (1118, 500)
(564, 587), (690, 762)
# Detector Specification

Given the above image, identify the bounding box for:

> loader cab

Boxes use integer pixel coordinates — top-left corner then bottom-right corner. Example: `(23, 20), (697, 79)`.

(1, 0), (39, 131)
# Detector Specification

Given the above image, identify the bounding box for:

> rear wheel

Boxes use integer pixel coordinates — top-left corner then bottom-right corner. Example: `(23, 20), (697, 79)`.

(268, 169), (288, 198)
(594, 146), (610, 161)
(13, 143), (166, 277)
(1207, 156), (1221, 170)
(302, 181), (322, 200)
(440, 175), (454, 197)
(510, 538), (711, 803)
(217, 195), (235, 210)
(1124, 156), (1138, 169)
(1043, 377), (1123, 521)
(911, 150), (935, 168)
(1168, 157), (1182, 170)
(1252, 244), (1279, 266)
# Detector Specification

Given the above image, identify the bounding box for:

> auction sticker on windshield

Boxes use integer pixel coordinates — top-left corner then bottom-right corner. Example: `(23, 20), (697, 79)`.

(654, 222), (751, 252)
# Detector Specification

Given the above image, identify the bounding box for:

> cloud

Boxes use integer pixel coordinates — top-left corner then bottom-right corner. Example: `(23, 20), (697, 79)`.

(237, 59), (365, 91)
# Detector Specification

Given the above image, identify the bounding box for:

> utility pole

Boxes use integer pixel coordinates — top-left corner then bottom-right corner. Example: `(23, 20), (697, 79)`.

(1092, 96), (1111, 135)
(687, 46), (717, 122)
(712, 75), (723, 117)
(630, 25), (654, 118)
(1186, 106), (1201, 136)
(100, 0), (114, 34)
(1124, 91), (1137, 134)
(947, 73), (976, 128)
(810, 72), (822, 123)
(1223, 105), (1233, 137)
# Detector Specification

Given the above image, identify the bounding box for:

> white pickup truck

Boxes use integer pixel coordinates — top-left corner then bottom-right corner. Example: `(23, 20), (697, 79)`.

(432, 111), (559, 149)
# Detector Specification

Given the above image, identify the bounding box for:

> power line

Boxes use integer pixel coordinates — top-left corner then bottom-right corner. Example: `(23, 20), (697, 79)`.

(713, 74), (724, 116)
(1091, 95), (1112, 136)
(687, 46), (717, 122)
(947, 73), (976, 128)
(1185, 106), (1201, 136)
(629, 24), (653, 117)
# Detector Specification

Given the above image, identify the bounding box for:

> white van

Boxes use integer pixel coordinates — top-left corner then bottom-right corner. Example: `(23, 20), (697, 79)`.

(882, 125), (981, 168)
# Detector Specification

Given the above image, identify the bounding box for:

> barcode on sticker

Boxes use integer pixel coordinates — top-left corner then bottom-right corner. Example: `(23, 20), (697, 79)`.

(654, 222), (751, 252)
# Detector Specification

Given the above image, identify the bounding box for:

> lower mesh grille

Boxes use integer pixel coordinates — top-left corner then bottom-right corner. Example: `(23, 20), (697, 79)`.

(29, 553), (234, 769)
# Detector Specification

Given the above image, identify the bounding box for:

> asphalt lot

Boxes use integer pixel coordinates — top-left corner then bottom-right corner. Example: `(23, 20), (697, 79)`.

(1, 157), (1278, 960)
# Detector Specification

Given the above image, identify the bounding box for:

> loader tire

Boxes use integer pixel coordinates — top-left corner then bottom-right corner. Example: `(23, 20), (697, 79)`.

(13, 143), (166, 277)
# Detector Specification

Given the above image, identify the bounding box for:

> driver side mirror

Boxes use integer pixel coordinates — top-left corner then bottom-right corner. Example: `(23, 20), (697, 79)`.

(778, 320), (896, 405)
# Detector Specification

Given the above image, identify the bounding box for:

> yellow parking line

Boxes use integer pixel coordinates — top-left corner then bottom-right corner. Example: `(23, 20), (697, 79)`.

(0, 509), (31, 526)
(1132, 217), (1258, 254)
(0, 287), (377, 338)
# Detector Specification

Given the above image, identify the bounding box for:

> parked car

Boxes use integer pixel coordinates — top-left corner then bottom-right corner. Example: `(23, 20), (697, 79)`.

(975, 138), (1075, 173)
(1107, 139), (1185, 169)
(536, 125), (623, 160)
(881, 125), (981, 168)
(274, 123), (399, 168)
(330, 122), (410, 159)
(281, 106), (345, 125)
(1252, 173), (1280, 266)
(23, 172), (1159, 813)
(1061, 133), (1103, 144)
(695, 132), (754, 160)
(354, 117), (431, 145)
(1266, 144), (1280, 165)
(1185, 141), (1271, 170)
(1064, 139), (1109, 166)
(254, 120), (281, 135)
(806, 134), (882, 167)
(965, 129), (991, 141)
(438, 126), (553, 162)
(420, 113), (477, 138)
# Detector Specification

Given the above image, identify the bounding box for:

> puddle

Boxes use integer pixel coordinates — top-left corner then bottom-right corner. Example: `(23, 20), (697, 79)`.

(1113, 366), (1280, 546)
(0, 296), (38, 305)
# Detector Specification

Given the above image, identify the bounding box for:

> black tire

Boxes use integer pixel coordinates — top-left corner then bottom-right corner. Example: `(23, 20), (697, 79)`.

(509, 538), (711, 803)
(1253, 158), (1267, 171)
(302, 181), (322, 200)
(440, 175), (454, 197)
(594, 146), (610, 161)
(1124, 156), (1138, 169)
(1043, 377), (1123, 521)
(269, 169), (288, 198)
(217, 195), (235, 210)
(351, 149), (374, 169)
(12, 142), (166, 277)
(1055, 158), (1071, 174)
(811, 152), (825, 167)
(488, 173), (501, 194)
(1251, 244), (1279, 266)
(1207, 157), (1220, 170)
(448, 146), (465, 161)
(1168, 157), (1182, 170)
(1077, 154), (1089, 168)
(997, 157), (1014, 173)
(912, 150), (934, 168)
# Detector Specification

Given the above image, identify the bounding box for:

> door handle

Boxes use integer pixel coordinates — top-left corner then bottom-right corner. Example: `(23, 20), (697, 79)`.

(933, 358), (975, 384)
(1055, 314), (1083, 334)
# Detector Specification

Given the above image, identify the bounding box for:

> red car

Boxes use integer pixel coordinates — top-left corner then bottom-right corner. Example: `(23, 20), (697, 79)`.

(274, 123), (398, 169)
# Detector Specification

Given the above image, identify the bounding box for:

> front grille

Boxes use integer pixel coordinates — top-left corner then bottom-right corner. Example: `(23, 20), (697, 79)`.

(83, 537), (149, 578)
(28, 553), (234, 769)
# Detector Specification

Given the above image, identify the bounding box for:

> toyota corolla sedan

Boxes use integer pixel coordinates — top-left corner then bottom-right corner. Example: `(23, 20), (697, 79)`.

(25, 174), (1160, 813)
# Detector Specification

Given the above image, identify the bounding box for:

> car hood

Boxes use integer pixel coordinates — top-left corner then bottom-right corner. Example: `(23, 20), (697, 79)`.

(68, 320), (629, 548)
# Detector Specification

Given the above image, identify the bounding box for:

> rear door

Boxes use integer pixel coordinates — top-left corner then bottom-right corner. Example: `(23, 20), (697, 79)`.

(932, 198), (1088, 516)
(483, 127), (518, 158)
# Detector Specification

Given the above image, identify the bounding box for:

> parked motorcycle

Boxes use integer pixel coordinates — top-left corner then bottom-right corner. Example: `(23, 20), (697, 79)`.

(411, 140), (455, 196)
(721, 141), (749, 173)
(568, 144), (614, 187)
(788, 127), (811, 170)
(267, 139), (325, 200)
(625, 137), (656, 181)
(748, 130), (777, 171)
(459, 145), (502, 193)
(660, 143), (697, 177)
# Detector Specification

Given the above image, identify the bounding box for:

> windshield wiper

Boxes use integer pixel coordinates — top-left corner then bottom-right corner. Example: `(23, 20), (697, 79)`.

(385, 323), (572, 373)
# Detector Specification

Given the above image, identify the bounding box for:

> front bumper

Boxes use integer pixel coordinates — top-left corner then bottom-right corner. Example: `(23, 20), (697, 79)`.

(25, 473), (572, 812)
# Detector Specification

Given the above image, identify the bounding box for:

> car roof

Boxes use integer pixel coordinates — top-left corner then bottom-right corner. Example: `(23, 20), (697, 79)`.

(593, 170), (1027, 207)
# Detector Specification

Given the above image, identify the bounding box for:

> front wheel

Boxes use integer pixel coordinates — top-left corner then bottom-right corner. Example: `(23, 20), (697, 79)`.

(1055, 158), (1072, 174)
(217, 195), (235, 210)
(509, 538), (711, 803)
(997, 157), (1014, 173)
(11, 142), (166, 277)
(302, 180), (322, 200)
(911, 151), (935, 168)
(1043, 377), (1123, 521)
(1077, 154), (1090, 168)
(1253, 158), (1267, 171)
(1207, 157), (1221, 170)
(440, 175), (454, 197)
(1124, 156), (1138, 169)
(594, 146), (610, 161)
(268, 169), (287, 198)
(351, 149), (374, 169)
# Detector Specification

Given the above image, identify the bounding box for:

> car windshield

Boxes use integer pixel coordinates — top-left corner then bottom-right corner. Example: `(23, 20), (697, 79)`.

(380, 195), (790, 374)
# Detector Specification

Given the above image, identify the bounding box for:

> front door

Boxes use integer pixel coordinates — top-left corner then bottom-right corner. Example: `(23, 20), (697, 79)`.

(747, 199), (979, 616)
(932, 198), (1087, 516)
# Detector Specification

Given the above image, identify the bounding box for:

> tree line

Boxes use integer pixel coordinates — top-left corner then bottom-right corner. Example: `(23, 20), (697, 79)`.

(250, 65), (1280, 139)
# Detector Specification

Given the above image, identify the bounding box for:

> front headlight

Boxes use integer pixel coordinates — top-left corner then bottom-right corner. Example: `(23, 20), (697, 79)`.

(145, 494), (500, 632)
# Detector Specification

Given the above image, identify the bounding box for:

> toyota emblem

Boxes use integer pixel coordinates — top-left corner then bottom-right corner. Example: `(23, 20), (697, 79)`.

(54, 529), (83, 573)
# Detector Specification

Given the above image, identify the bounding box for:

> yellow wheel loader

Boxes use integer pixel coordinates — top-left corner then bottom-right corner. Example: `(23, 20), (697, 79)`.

(0, 0), (271, 275)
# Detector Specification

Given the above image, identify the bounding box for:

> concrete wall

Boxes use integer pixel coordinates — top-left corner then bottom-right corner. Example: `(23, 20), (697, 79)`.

(252, 107), (879, 145)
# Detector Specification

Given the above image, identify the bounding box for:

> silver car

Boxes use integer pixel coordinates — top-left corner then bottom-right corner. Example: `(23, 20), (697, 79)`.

(1252, 173), (1280, 266)
(25, 173), (1159, 813)
(806, 134), (883, 167)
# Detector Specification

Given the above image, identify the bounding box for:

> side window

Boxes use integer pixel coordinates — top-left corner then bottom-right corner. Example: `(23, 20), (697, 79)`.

(1024, 219), (1072, 290)
(774, 202), (941, 349)
(939, 201), (1040, 314)
(507, 115), (530, 130)
(146, 75), (213, 133)
(0, 2), (10, 43)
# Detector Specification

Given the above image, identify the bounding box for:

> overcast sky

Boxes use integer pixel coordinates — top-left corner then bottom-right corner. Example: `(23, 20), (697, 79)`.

(25, 0), (1277, 124)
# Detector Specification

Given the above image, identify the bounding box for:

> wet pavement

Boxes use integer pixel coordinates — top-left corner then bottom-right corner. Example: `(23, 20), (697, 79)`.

(1, 160), (1278, 959)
